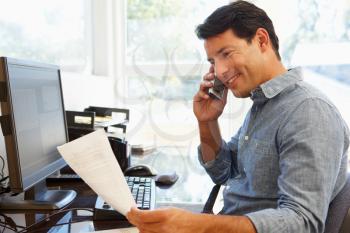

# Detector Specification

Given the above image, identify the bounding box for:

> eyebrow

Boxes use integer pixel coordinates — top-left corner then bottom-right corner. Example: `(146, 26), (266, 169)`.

(207, 46), (236, 62)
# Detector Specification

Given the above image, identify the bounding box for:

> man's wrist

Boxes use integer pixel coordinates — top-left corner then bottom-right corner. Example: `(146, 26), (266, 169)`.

(198, 119), (222, 163)
(198, 119), (218, 126)
(196, 214), (257, 233)
(198, 120), (219, 137)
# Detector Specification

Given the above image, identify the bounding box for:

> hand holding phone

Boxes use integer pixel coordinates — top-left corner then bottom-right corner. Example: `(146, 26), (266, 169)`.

(193, 68), (227, 122)
(208, 75), (225, 99)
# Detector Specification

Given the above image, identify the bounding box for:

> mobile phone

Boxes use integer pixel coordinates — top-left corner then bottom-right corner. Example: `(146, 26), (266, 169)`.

(209, 76), (225, 99)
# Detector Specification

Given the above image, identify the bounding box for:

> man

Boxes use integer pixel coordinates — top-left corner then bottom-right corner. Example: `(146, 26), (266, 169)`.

(127, 1), (349, 232)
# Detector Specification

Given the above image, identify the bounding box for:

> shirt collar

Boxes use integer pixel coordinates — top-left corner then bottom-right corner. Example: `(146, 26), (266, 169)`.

(250, 67), (303, 103)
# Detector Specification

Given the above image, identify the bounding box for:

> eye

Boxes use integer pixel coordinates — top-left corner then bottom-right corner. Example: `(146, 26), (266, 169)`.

(222, 51), (232, 58)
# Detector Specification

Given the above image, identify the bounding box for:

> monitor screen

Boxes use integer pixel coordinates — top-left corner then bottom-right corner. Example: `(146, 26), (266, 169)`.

(0, 57), (68, 193)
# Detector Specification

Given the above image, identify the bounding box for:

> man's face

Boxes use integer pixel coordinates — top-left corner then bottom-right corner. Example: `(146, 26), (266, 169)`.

(204, 29), (265, 98)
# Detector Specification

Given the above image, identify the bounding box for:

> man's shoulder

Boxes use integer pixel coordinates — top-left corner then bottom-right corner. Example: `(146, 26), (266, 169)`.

(277, 80), (349, 131)
(270, 79), (345, 128)
(277, 79), (335, 108)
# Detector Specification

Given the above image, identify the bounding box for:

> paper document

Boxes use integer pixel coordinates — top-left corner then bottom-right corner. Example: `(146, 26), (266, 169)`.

(57, 129), (135, 215)
(89, 228), (139, 233)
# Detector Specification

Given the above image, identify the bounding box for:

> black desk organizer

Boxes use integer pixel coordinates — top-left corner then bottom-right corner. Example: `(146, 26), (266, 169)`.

(65, 106), (130, 171)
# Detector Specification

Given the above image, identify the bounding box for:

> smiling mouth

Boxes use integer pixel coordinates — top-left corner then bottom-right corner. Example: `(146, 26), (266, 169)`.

(226, 73), (240, 86)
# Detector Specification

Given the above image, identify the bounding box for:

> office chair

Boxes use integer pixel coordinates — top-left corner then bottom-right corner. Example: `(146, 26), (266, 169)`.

(202, 173), (350, 233)
(324, 173), (350, 233)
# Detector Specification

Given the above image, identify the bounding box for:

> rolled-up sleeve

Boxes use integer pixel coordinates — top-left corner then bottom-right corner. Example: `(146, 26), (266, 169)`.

(245, 98), (349, 233)
(198, 128), (241, 185)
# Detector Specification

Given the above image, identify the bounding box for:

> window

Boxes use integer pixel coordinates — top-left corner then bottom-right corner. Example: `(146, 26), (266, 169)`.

(126, 0), (228, 101)
(254, 0), (350, 128)
(121, 0), (350, 148)
(0, 0), (90, 72)
(124, 0), (235, 147)
(254, 0), (350, 80)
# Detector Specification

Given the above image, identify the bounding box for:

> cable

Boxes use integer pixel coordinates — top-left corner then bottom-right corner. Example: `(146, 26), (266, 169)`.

(0, 222), (17, 233)
(0, 155), (5, 180)
(0, 176), (8, 183)
(17, 208), (94, 233)
(25, 219), (93, 233)
(0, 155), (8, 192)
(0, 215), (6, 233)
(0, 185), (10, 195)
(0, 214), (25, 233)
(0, 208), (93, 233)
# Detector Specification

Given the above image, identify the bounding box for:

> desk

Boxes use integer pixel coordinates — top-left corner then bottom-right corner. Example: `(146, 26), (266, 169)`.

(2, 146), (213, 232)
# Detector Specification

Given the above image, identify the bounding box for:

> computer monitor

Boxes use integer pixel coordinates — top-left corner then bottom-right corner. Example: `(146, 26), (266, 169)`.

(0, 57), (76, 212)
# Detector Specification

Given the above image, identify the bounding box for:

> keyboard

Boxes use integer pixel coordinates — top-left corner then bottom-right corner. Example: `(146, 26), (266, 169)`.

(93, 176), (156, 221)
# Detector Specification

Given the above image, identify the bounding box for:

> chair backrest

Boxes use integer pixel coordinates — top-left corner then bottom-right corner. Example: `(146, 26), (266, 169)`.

(324, 173), (350, 233)
(202, 184), (221, 214)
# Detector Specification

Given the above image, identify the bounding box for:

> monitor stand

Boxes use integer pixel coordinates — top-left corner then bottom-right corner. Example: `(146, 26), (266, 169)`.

(0, 181), (76, 213)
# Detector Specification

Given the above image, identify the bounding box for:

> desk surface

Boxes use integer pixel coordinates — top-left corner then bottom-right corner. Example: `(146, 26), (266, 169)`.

(133, 146), (212, 210)
(3, 146), (213, 232)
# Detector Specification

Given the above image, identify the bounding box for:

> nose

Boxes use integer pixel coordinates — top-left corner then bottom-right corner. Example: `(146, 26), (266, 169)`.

(214, 62), (229, 80)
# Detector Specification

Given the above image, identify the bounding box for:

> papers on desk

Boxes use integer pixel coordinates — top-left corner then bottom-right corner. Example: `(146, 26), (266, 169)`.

(94, 115), (128, 128)
(57, 129), (135, 216)
(90, 228), (138, 233)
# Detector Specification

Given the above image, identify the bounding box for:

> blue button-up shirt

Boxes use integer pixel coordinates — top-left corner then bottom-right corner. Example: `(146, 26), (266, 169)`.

(199, 68), (349, 233)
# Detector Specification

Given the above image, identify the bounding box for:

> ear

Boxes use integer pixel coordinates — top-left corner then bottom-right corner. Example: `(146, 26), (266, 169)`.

(254, 28), (270, 53)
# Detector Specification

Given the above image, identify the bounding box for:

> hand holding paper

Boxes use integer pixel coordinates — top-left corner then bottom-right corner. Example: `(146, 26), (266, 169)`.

(57, 129), (135, 215)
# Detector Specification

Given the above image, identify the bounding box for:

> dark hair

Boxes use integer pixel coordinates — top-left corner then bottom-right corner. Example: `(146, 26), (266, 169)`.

(196, 0), (281, 60)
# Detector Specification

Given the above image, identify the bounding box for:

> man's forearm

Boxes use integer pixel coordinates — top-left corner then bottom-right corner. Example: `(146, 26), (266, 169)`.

(194, 213), (257, 233)
(199, 120), (222, 163)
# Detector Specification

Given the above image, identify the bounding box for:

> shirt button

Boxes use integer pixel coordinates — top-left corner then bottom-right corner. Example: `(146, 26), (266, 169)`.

(244, 136), (249, 141)
(241, 168), (247, 178)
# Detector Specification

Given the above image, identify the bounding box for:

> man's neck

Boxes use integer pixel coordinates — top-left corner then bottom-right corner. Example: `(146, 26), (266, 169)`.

(264, 59), (287, 82)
